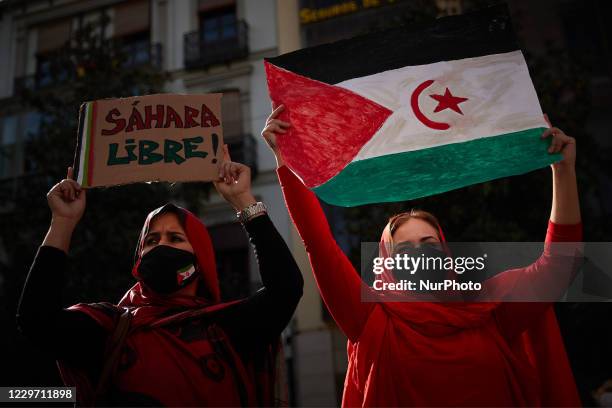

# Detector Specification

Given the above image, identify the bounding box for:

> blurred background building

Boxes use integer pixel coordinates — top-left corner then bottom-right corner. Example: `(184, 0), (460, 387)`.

(0, 0), (610, 406)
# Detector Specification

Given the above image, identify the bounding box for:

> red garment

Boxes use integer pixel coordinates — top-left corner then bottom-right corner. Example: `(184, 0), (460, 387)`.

(57, 204), (283, 407)
(277, 165), (582, 407)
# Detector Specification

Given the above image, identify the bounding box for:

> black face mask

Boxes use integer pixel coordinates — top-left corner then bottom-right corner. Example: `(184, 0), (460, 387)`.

(391, 242), (450, 284)
(137, 245), (198, 294)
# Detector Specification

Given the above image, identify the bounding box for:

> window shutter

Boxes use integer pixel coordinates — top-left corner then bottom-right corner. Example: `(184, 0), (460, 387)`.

(221, 90), (242, 140)
(199, 0), (235, 12)
(37, 19), (71, 53)
(113, 0), (150, 37)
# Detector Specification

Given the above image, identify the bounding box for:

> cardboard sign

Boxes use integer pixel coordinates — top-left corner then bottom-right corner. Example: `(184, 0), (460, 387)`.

(73, 93), (223, 188)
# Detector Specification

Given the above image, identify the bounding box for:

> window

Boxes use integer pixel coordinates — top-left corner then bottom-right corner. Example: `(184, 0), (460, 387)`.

(36, 57), (53, 88)
(37, 18), (71, 54)
(220, 90), (242, 140)
(185, 0), (246, 68)
(208, 222), (250, 301)
(120, 31), (153, 68)
(35, 18), (72, 88)
(23, 112), (42, 142)
(200, 6), (238, 44)
(23, 112), (44, 174)
(73, 8), (112, 46)
(113, 0), (152, 68)
(0, 116), (19, 179)
(113, 0), (150, 38)
(0, 112), (45, 178)
(36, 51), (70, 88)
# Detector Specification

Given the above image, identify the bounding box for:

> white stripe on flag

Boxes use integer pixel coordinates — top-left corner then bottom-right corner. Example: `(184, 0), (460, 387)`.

(335, 51), (547, 161)
(77, 104), (90, 186)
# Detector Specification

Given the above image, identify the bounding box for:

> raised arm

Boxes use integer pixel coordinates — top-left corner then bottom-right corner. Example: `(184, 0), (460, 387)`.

(16, 168), (107, 369)
(544, 114), (580, 225)
(216, 213), (304, 352)
(493, 119), (582, 340)
(211, 156), (303, 350)
(260, 106), (374, 342)
(41, 167), (86, 252)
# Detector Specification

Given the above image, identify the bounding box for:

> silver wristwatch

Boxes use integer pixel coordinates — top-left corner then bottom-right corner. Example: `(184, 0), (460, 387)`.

(237, 201), (267, 223)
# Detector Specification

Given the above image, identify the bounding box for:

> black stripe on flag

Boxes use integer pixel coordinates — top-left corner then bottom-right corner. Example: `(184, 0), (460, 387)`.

(266, 4), (518, 85)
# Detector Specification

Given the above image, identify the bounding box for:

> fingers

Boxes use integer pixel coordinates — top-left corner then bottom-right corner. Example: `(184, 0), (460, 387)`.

(275, 119), (291, 128)
(269, 104), (285, 120)
(263, 107), (290, 161)
(262, 120), (291, 142)
(62, 166), (85, 199)
(548, 136), (563, 153)
(541, 127), (563, 139)
(265, 120), (290, 134)
(541, 127), (575, 154)
(65, 179), (82, 201)
(222, 144), (231, 162)
(232, 162), (250, 183)
(218, 154), (233, 180)
(223, 162), (235, 183)
(218, 161), (248, 184)
(77, 187), (86, 202)
(54, 179), (82, 201)
(62, 179), (82, 201)
(55, 182), (70, 202)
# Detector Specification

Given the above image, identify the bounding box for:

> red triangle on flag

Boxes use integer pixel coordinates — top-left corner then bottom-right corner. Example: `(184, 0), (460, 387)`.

(265, 62), (392, 188)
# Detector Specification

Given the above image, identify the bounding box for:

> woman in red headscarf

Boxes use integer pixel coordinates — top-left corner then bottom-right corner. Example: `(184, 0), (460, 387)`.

(17, 158), (303, 406)
(261, 105), (583, 407)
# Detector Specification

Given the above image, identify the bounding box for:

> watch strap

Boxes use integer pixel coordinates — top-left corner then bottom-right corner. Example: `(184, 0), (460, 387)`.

(237, 201), (267, 223)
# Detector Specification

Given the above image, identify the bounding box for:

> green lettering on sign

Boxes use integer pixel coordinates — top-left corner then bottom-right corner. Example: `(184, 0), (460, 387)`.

(183, 136), (207, 159)
(164, 139), (186, 164)
(138, 140), (163, 165)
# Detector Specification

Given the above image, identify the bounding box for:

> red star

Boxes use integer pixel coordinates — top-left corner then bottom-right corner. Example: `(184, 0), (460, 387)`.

(429, 88), (469, 115)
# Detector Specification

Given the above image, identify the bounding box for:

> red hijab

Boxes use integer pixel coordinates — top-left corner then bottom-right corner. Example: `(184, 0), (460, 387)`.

(56, 204), (286, 407)
(343, 219), (580, 407)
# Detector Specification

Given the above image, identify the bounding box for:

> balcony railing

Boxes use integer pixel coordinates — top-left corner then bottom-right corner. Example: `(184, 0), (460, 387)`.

(184, 20), (249, 69)
(121, 41), (162, 70)
(226, 134), (257, 177)
(13, 41), (162, 94)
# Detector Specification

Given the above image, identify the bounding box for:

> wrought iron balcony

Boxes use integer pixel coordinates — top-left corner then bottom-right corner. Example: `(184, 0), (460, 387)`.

(121, 41), (162, 70)
(226, 133), (257, 177)
(184, 20), (249, 69)
(13, 41), (162, 94)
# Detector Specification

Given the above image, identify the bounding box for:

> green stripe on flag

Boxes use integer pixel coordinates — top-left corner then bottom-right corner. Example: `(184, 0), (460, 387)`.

(312, 127), (561, 207)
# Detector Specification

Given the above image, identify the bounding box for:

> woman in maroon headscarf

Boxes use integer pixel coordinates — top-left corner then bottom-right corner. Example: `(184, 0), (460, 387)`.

(262, 105), (582, 407)
(17, 158), (303, 406)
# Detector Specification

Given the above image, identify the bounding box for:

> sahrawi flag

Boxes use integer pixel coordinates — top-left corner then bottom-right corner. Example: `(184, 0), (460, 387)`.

(264, 5), (560, 207)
